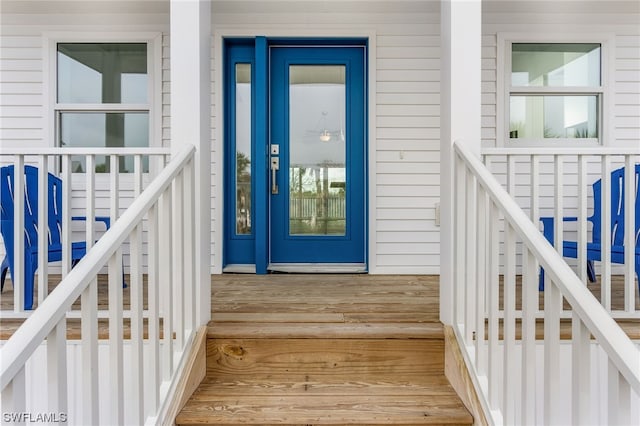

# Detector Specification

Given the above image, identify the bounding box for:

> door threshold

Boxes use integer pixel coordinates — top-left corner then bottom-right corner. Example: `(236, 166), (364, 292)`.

(267, 263), (367, 273)
(223, 264), (257, 273)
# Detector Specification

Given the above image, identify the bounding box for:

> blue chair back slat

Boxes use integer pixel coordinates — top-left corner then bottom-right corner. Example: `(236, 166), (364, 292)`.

(1, 165), (64, 253)
(590, 164), (640, 248)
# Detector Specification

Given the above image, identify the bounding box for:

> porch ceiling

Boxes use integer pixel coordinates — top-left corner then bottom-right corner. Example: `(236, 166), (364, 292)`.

(0, 0), (437, 15)
(2, 0), (637, 17)
(0, 0), (170, 15)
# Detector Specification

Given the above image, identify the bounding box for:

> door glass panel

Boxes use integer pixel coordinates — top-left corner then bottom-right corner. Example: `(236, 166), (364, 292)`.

(289, 65), (346, 236)
(235, 63), (252, 234)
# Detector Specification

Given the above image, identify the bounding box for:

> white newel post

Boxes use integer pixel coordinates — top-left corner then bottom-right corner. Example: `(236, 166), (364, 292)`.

(170, 0), (212, 326)
(440, 0), (482, 324)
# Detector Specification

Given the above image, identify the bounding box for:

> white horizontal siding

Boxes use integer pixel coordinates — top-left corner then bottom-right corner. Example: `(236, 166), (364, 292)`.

(615, 34), (640, 143)
(374, 27), (440, 273)
(0, 30), (44, 150)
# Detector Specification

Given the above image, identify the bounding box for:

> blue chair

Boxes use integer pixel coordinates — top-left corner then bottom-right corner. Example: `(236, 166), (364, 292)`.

(1, 165), (110, 310)
(539, 164), (640, 291)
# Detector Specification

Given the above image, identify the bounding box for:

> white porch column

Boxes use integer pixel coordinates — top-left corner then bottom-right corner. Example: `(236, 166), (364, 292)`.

(440, 0), (482, 324)
(170, 0), (212, 326)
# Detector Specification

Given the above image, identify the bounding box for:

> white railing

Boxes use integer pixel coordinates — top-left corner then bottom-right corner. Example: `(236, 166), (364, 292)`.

(453, 142), (640, 425)
(0, 144), (197, 425)
(0, 147), (173, 316)
(482, 148), (640, 318)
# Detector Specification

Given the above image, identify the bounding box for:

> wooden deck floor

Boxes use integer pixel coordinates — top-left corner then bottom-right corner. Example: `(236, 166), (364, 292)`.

(0, 274), (638, 339)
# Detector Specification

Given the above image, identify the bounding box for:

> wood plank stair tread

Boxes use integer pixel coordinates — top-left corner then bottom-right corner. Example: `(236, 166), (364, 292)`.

(192, 375), (461, 396)
(207, 322), (444, 339)
(176, 395), (472, 425)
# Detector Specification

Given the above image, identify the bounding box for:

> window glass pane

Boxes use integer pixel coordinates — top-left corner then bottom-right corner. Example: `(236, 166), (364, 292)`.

(57, 43), (147, 103)
(512, 43), (600, 87)
(510, 95), (598, 139)
(60, 112), (149, 172)
(235, 64), (252, 235)
(289, 65), (346, 236)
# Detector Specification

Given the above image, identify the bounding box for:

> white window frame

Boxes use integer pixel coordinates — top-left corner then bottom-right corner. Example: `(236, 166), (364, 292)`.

(44, 32), (163, 158)
(497, 33), (614, 147)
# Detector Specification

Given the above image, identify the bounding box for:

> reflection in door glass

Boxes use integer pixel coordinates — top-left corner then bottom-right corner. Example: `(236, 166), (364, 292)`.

(289, 65), (346, 236)
(236, 64), (252, 234)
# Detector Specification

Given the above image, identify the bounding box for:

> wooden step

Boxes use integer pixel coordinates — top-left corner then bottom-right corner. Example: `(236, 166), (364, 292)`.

(207, 322), (444, 339)
(176, 323), (472, 425)
(205, 338), (445, 378)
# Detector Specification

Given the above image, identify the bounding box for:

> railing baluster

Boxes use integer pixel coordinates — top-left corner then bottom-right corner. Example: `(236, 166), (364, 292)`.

(503, 222), (516, 424)
(107, 250), (123, 424)
(601, 156), (612, 310)
(81, 155), (100, 424)
(1, 366), (26, 417)
(553, 155), (564, 257)
(465, 170), (477, 343)
(61, 155), (72, 277)
(172, 172), (184, 349)
(544, 279), (562, 425)
(47, 320), (68, 419)
(521, 247), (537, 425)
(530, 155), (540, 300)
(85, 155), (99, 423)
(13, 155), (25, 311)
(108, 154), (123, 425)
(81, 277), (99, 424)
(159, 187), (173, 379)
(475, 185), (487, 375)
(37, 156), (48, 306)
(623, 155), (635, 312)
(130, 154), (144, 424)
(530, 155), (540, 224)
(184, 159), (196, 332)
(86, 155), (95, 252)
(488, 200), (501, 410)
(571, 315), (591, 425)
(454, 154), (466, 326)
(617, 373), (632, 425)
(608, 359), (619, 425)
(504, 154), (517, 423)
(578, 155), (588, 282)
(147, 203), (160, 415)
(507, 154), (516, 197)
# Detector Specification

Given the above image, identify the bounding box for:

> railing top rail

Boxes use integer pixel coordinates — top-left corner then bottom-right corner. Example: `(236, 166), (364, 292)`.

(482, 147), (640, 156)
(0, 144), (195, 391)
(0, 147), (172, 156)
(454, 141), (640, 393)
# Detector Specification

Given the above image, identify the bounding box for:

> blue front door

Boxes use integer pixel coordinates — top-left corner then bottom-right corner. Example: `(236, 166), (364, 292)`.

(223, 40), (367, 271)
(269, 46), (366, 265)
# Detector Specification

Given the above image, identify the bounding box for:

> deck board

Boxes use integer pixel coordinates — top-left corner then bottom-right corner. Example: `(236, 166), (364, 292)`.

(0, 274), (637, 340)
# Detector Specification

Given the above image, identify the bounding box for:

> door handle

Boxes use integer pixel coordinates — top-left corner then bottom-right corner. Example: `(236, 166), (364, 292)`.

(271, 157), (279, 194)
